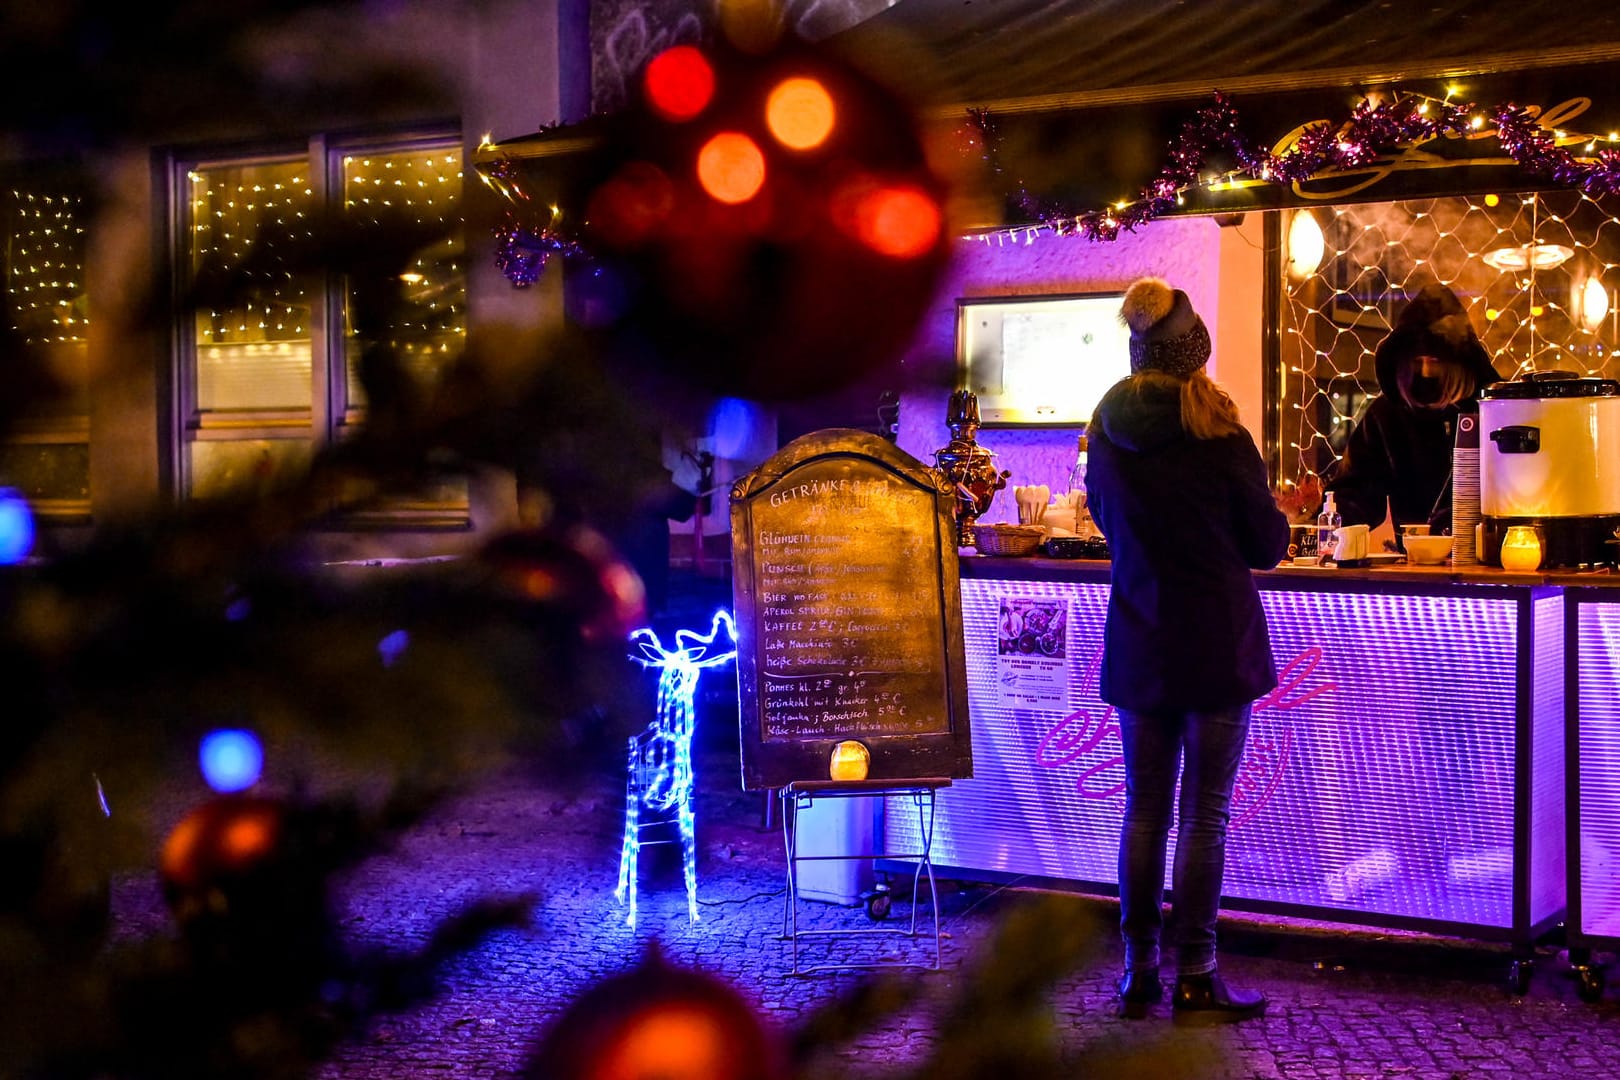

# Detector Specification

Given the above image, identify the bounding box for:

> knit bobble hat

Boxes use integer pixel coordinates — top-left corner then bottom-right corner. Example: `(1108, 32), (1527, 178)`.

(1120, 277), (1211, 378)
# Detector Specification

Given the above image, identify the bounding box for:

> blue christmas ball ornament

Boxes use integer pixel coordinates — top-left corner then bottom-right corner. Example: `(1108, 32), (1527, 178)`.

(199, 729), (264, 793)
(0, 488), (35, 565)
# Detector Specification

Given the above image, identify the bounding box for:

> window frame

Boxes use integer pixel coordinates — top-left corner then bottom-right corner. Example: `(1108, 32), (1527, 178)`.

(169, 125), (469, 526)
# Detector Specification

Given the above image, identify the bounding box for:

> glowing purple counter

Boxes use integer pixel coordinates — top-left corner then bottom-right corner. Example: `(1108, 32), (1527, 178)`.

(886, 558), (1569, 944)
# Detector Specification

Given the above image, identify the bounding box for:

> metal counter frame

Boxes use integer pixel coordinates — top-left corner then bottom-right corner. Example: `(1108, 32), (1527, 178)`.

(884, 558), (1566, 963)
(1565, 587), (1620, 1000)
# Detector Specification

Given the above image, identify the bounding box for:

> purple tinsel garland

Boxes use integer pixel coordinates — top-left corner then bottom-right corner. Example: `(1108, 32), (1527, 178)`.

(493, 222), (588, 288)
(486, 156), (591, 287)
(968, 90), (1620, 242)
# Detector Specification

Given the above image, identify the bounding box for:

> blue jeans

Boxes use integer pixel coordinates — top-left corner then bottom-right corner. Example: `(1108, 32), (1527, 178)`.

(1117, 704), (1252, 977)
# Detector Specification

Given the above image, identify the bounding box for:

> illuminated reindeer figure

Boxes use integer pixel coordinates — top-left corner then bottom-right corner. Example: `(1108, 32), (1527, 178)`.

(615, 609), (737, 928)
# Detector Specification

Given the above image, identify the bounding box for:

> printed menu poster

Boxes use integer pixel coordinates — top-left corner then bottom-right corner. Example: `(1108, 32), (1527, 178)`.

(997, 595), (1070, 709)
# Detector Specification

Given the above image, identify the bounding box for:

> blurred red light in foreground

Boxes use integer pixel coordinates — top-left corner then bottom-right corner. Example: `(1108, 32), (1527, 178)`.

(835, 182), (942, 258)
(697, 133), (766, 204)
(587, 162), (675, 248)
(221, 812), (277, 864)
(644, 46), (715, 121)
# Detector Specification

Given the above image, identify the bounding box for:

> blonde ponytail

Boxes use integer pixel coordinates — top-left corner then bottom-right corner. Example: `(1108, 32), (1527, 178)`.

(1129, 369), (1246, 440)
(1179, 369), (1245, 439)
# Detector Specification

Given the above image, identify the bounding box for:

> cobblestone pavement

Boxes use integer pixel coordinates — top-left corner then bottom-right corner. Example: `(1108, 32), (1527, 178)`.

(113, 745), (1619, 1079)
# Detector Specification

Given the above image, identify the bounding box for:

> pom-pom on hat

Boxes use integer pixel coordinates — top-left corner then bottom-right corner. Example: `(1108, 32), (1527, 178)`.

(1120, 277), (1211, 378)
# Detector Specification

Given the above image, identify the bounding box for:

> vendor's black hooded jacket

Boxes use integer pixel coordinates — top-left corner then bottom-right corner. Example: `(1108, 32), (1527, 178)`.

(1329, 285), (1502, 530)
(1086, 378), (1290, 714)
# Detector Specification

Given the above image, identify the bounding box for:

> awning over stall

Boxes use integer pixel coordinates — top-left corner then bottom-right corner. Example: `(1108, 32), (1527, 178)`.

(825, 0), (1620, 229)
(829, 0), (1620, 111)
(475, 0), (1620, 242)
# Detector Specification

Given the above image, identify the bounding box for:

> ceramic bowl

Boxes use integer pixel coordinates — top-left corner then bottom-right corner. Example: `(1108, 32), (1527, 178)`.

(1404, 534), (1454, 565)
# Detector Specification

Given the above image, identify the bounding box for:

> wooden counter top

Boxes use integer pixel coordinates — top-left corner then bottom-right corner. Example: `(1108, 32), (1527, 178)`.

(1264, 562), (1620, 587)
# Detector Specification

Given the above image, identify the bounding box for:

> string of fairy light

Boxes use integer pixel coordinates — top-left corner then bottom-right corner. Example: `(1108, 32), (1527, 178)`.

(965, 86), (1620, 247)
(342, 150), (466, 356)
(1279, 189), (1620, 484)
(187, 148), (466, 355)
(5, 189), (88, 344)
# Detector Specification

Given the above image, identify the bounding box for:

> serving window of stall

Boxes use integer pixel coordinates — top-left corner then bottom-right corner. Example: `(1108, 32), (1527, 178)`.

(0, 182), (91, 523)
(173, 132), (469, 525)
(957, 293), (1131, 426)
(1277, 191), (1620, 486)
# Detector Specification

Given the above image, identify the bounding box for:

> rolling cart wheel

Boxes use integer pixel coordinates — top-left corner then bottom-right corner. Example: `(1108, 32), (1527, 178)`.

(1507, 958), (1534, 996)
(862, 885), (892, 922)
(1577, 965), (1606, 1003)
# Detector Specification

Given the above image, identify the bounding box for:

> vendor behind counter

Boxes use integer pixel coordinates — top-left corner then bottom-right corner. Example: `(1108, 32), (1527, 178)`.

(1327, 284), (1503, 534)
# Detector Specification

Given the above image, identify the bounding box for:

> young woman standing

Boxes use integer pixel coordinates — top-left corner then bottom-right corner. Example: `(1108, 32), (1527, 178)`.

(1086, 277), (1290, 1022)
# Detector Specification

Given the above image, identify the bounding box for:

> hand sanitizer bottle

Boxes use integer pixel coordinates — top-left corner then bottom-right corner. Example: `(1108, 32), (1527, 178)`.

(1317, 492), (1342, 564)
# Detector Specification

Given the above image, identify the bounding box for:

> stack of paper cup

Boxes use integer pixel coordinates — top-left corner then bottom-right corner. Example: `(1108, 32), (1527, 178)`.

(1452, 413), (1480, 565)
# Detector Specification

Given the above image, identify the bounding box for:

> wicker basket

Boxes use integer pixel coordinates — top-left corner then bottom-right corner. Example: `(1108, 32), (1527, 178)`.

(975, 523), (1045, 557)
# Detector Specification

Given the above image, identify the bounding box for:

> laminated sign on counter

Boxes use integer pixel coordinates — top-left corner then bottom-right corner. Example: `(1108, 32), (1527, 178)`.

(996, 595), (1071, 710)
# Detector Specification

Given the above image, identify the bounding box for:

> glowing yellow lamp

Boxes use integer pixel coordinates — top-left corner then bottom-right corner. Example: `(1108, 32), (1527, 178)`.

(1499, 525), (1543, 572)
(1287, 210), (1325, 278)
(1583, 277), (1610, 330)
(829, 740), (871, 782)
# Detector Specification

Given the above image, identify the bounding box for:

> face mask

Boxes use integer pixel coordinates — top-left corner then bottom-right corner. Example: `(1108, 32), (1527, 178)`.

(1405, 374), (1445, 407)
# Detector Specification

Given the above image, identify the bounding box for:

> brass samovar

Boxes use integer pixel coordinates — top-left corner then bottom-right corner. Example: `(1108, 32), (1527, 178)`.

(932, 389), (1010, 548)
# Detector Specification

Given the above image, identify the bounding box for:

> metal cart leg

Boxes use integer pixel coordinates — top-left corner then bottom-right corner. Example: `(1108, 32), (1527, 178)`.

(780, 789), (800, 973)
(778, 783), (945, 975)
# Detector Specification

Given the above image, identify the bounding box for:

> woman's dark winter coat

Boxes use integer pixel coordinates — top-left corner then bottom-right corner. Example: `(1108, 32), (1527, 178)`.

(1329, 285), (1502, 530)
(1086, 378), (1290, 714)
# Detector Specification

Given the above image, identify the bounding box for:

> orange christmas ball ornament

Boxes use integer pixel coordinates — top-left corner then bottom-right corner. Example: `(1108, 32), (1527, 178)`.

(523, 948), (785, 1080)
(161, 794), (286, 895)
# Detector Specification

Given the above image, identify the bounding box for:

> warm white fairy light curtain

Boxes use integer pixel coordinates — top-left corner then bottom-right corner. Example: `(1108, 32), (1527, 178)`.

(5, 189), (88, 346)
(186, 148), (466, 414)
(1278, 190), (1620, 484)
(1, 186), (91, 510)
(339, 148), (466, 405)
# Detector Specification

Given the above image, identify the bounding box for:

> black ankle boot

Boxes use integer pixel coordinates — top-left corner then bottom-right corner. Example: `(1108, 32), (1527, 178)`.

(1115, 967), (1162, 1019)
(1172, 971), (1267, 1024)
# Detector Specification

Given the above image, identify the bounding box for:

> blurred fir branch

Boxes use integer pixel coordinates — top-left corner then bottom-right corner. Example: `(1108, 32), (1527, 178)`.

(0, 5), (676, 1078)
(0, 6), (1185, 1080)
(0, 1), (453, 156)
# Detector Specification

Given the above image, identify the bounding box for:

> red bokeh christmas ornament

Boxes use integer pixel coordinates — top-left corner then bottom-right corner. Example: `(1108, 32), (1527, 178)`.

(481, 524), (647, 645)
(564, 34), (957, 400)
(159, 794), (337, 971)
(161, 794), (286, 902)
(523, 948), (785, 1080)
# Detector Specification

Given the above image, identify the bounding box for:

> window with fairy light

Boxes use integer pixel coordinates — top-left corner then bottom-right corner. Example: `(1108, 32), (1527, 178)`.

(0, 180), (92, 522)
(174, 132), (470, 524)
(1276, 191), (1620, 487)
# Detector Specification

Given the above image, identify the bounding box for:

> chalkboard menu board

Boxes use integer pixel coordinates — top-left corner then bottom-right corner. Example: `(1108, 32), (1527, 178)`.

(730, 429), (972, 790)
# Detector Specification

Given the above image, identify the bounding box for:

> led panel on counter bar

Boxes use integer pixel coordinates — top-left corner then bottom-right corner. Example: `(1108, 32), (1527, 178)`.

(888, 577), (1554, 931)
(1577, 602), (1620, 941)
